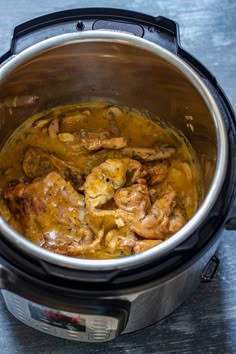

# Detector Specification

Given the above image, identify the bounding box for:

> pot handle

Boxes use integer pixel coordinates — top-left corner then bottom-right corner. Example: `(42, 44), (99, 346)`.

(0, 7), (181, 63)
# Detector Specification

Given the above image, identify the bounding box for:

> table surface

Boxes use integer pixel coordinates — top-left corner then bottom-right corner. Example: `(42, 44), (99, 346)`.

(0, 1), (236, 353)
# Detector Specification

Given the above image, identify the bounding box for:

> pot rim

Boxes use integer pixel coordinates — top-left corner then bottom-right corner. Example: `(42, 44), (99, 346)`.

(0, 31), (228, 271)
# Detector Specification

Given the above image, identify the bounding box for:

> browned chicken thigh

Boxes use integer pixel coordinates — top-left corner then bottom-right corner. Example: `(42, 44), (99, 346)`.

(23, 147), (84, 190)
(4, 172), (102, 256)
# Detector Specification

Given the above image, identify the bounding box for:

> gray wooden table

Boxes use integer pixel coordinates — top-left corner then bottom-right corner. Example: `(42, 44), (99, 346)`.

(0, 1), (236, 353)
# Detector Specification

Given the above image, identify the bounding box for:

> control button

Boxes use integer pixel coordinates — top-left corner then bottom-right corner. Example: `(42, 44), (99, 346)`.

(15, 308), (25, 315)
(91, 336), (110, 342)
(90, 327), (108, 332)
(14, 304), (25, 312)
(89, 332), (110, 339)
(15, 310), (28, 320)
(91, 323), (108, 330)
(33, 323), (54, 335)
(41, 325), (50, 330)
(93, 320), (107, 325)
(67, 332), (79, 338)
(15, 305), (24, 312)
(91, 325), (108, 330)
(92, 330), (109, 334)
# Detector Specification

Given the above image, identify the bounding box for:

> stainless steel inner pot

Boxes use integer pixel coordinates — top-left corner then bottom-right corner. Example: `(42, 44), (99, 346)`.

(0, 31), (228, 271)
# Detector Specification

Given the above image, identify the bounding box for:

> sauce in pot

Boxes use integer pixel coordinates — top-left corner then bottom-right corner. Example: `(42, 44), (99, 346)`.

(0, 102), (203, 259)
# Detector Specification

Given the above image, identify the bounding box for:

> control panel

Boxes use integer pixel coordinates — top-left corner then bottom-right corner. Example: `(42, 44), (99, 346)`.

(2, 290), (127, 342)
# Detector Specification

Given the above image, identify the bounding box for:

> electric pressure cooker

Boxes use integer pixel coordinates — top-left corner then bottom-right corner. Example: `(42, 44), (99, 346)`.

(0, 8), (235, 342)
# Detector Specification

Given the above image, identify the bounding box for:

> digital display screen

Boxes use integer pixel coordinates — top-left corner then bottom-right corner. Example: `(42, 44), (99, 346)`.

(29, 304), (86, 332)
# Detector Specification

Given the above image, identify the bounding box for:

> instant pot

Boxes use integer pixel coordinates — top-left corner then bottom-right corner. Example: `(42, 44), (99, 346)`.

(0, 8), (235, 342)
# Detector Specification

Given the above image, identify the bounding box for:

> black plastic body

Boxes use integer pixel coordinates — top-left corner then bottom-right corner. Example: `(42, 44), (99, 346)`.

(0, 226), (223, 299)
(0, 8), (236, 298)
(0, 8), (181, 61)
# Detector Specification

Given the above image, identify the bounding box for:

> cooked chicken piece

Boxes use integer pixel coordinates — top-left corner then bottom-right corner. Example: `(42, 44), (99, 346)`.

(84, 158), (147, 218)
(148, 183), (173, 204)
(4, 172), (102, 255)
(133, 239), (163, 253)
(125, 158), (148, 185)
(131, 190), (186, 239)
(163, 207), (187, 235)
(85, 136), (127, 151)
(121, 144), (176, 162)
(41, 225), (104, 256)
(146, 160), (169, 185)
(114, 184), (151, 220)
(4, 171), (84, 221)
(74, 148), (123, 175)
(84, 158), (127, 213)
(72, 130), (127, 151)
(105, 228), (138, 256)
(23, 147), (54, 178)
(105, 227), (163, 256)
(23, 147), (84, 190)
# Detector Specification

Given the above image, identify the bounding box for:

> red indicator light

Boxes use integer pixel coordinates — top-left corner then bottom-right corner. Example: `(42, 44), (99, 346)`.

(71, 317), (80, 323)
(44, 311), (56, 318)
(43, 311), (81, 325)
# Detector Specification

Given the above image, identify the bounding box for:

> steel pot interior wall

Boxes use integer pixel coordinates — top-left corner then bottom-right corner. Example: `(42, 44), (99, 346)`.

(0, 37), (216, 194)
